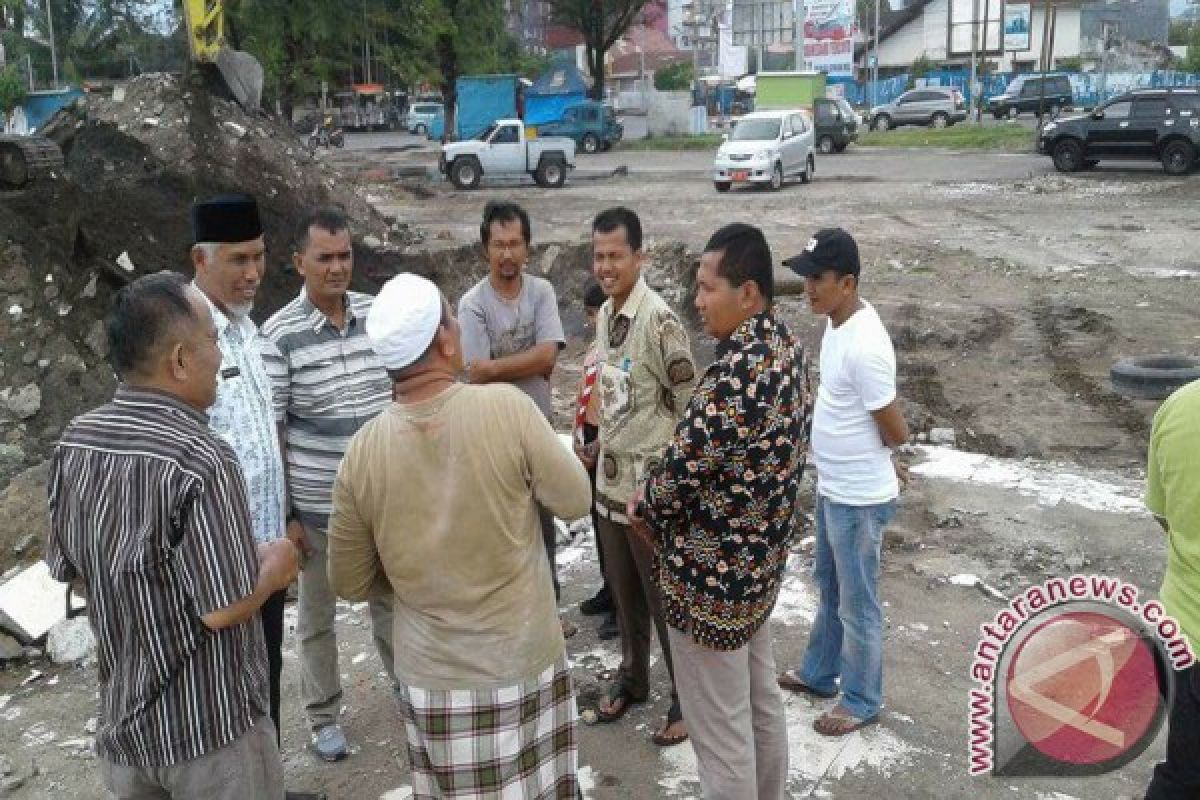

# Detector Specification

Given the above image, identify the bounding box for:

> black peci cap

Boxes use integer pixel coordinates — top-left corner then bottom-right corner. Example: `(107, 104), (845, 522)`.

(782, 228), (861, 278)
(192, 194), (263, 244)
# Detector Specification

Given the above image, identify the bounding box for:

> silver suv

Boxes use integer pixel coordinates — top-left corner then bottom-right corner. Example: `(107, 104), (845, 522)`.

(869, 88), (967, 131)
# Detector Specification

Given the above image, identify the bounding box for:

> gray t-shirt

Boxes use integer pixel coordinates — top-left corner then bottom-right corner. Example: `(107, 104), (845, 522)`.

(458, 275), (565, 420)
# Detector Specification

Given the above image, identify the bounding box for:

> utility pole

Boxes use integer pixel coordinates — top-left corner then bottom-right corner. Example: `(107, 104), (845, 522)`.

(872, 0), (881, 106)
(794, 0), (804, 71)
(45, 0), (59, 89)
(969, 0), (979, 120)
(981, 0), (991, 121)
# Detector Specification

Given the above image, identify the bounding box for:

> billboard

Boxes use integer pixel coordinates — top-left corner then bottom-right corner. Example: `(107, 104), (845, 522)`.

(948, 0), (1002, 55)
(1004, 4), (1032, 51)
(803, 0), (857, 76)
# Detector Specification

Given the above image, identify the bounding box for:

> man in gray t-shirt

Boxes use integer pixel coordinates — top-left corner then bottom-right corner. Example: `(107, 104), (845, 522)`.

(459, 202), (569, 607)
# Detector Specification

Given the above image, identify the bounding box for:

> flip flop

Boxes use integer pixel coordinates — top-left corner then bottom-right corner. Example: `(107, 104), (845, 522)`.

(777, 669), (838, 699)
(595, 685), (644, 724)
(813, 706), (879, 737)
(651, 699), (688, 747)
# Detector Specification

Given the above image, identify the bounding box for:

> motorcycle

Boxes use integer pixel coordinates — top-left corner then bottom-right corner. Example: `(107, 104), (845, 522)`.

(307, 118), (345, 150)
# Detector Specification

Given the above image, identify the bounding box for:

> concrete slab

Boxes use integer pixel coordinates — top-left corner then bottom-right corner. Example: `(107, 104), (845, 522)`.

(0, 562), (68, 643)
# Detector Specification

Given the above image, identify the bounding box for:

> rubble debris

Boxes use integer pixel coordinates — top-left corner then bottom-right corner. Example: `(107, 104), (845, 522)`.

(19, 670), (44, 687)
(115, 252), (135, 273)
(0, 562), (70, 642)
(928, 427), (956, 446)
(11, 534), (34, 557)
(0, 774), (25, 794)
(83, 717), (97, 735)
(46, 618), (97, 665)
(0, 463), (52, 565)
(0, 632), (22, 661)
(4, 384), (42, 420)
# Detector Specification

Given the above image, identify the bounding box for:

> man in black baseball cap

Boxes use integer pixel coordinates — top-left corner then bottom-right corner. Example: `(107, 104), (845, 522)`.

(777, 227), (910, 738)
(781, 227), (860, 280)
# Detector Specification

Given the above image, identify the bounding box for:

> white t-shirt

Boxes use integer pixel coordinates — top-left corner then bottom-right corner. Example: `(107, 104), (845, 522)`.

(811, 300), (899, 505)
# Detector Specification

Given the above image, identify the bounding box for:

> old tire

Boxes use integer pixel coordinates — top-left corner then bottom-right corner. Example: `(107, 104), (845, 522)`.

(581, 133), (600, 154)
(818, 135), (835, 154)
(800, 155), (814, 184)
(1161, 140), (1196, 176)
(450, 158), (481, 190)
(714, 181), (731, 193)
(768, 162), (783, 191)
(931, 112), (949, 129)
(1052, 139), (1084, 173)
(535, 158), (567, 188)
(1111, 355), (1200, 400)
(873, 115), (892, 132)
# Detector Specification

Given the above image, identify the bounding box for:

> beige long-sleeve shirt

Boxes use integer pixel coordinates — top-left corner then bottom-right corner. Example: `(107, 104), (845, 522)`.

(594, 277), (696, 518)
(328, 382), (591, 689)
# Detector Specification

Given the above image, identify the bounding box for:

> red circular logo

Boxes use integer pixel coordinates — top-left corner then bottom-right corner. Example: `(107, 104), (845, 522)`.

(1006, 611), (1161, 766)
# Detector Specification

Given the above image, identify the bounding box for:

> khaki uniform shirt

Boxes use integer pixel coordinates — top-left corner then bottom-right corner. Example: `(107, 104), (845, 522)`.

(594, 277), (696, 520)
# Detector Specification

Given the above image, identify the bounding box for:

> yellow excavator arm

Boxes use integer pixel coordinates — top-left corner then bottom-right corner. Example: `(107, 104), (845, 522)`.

(183, 0), (226, 63)
(181, 0), (264, 111)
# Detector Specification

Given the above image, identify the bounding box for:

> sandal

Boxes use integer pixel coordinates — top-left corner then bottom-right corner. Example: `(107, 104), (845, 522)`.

(651, 699), (688, 747)
(813, 706), (879, 737)
(595, 684), (644, 724)
(777, 669), (838, 699)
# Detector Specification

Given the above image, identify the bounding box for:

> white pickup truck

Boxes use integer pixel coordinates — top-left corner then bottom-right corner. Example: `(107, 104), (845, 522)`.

(439, 119), (576, 189)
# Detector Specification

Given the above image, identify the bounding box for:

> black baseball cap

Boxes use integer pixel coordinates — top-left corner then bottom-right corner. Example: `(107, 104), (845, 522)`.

(782, 228), (861, 278)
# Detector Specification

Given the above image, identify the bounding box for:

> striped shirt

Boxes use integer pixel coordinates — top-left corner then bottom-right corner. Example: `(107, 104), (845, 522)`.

(45, 385), (270, 768)
(261, 290), (391, 529)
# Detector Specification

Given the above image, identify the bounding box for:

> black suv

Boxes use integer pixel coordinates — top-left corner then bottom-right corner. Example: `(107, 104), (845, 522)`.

(1038, 88), (1200, 175)
(988, 74), (1073, 119)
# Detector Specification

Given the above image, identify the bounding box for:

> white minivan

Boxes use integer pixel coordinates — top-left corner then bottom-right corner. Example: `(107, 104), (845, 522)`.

(713, 110), (816, 192)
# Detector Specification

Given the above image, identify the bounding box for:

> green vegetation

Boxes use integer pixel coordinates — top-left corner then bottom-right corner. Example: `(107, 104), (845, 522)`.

(545, 0), (650, 100)
(0, 65), (27, 116)
(654, 61), (694, 92)
(858, 124), (1035, 151)
(617, 134), (723, 151)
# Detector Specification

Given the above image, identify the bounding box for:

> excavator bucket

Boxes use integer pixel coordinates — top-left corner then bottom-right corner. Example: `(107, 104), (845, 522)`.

(215, 47), (264, 113)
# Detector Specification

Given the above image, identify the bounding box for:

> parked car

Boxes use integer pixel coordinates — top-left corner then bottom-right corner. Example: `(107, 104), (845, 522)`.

(869, 87), (967, 131)
(1038, 88), (1200, 175)
(439, 119), (576, 189)
(405, 102), (443, 135)
(988, 74), (1073, 119)
(813, 96), (859, 153)
(712, 110), (816, 192)
(534, 101), (623, 154)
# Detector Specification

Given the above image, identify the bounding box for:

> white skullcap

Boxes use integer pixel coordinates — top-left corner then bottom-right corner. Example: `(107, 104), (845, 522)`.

(366, 273), (444, 370)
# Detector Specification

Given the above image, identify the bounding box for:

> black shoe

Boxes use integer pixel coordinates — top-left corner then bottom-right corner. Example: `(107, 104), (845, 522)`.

(597, 614), (619, 640)
(580, 588), (614, 616)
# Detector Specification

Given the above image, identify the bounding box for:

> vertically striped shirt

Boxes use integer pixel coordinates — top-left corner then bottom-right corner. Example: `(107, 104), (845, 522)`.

(261, 290), (391, 530)
(45, 386), (270, 768)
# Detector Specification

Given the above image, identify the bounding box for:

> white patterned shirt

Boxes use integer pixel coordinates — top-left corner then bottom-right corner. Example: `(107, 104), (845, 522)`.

(196, 286), (287, 544)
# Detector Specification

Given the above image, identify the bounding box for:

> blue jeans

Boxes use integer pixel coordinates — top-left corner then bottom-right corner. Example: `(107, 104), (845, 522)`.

(797, 494), (896, 720)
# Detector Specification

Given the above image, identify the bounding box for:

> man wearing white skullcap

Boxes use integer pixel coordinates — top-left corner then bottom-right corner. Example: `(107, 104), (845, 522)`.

(328, 273), (592, 798)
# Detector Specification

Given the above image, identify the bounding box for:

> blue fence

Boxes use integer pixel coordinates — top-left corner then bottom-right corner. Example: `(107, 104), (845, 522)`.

(827, 69), (1200, 109)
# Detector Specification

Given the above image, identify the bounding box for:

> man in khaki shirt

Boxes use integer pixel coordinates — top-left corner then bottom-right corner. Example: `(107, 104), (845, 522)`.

(587, 207), (696, 747)
(329, 273), (591, 797)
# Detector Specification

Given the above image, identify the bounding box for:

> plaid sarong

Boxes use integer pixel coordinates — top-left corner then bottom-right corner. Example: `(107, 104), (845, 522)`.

(397, 655), (579, 799)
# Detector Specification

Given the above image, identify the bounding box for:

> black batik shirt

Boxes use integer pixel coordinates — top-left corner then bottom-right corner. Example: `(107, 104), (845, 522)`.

(645, 312), (813, 651)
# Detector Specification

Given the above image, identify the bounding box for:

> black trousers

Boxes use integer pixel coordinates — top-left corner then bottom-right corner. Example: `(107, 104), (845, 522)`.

(1146, 663), (1200, 800)
(260, 588), (287, 746)
(582, 423), (610, 597)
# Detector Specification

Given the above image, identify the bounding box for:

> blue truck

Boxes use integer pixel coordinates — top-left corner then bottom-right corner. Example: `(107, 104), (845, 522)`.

(428, 74), (522, 141)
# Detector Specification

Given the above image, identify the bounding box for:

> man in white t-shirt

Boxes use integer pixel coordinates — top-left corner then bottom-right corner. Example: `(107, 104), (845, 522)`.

(776, 228), (909, 737)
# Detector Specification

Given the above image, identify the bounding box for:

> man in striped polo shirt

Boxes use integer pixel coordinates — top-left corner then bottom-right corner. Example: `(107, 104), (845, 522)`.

(46, 272), (299, 799)
(262, 208), (396, 762)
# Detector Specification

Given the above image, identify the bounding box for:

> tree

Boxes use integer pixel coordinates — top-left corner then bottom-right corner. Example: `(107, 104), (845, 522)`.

(1187, 23), (1200, 73)
(654, 60), (692, 91)
(0, 64), (26, 126)
(546, 0), (650, 100)
(423, 0), (517, 139)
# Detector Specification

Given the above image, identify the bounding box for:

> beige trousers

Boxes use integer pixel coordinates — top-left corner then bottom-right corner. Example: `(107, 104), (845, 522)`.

(669, 622), (789, 800)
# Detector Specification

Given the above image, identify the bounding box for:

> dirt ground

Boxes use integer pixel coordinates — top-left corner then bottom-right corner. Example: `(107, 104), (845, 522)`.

(1, 134), (1198, 799)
